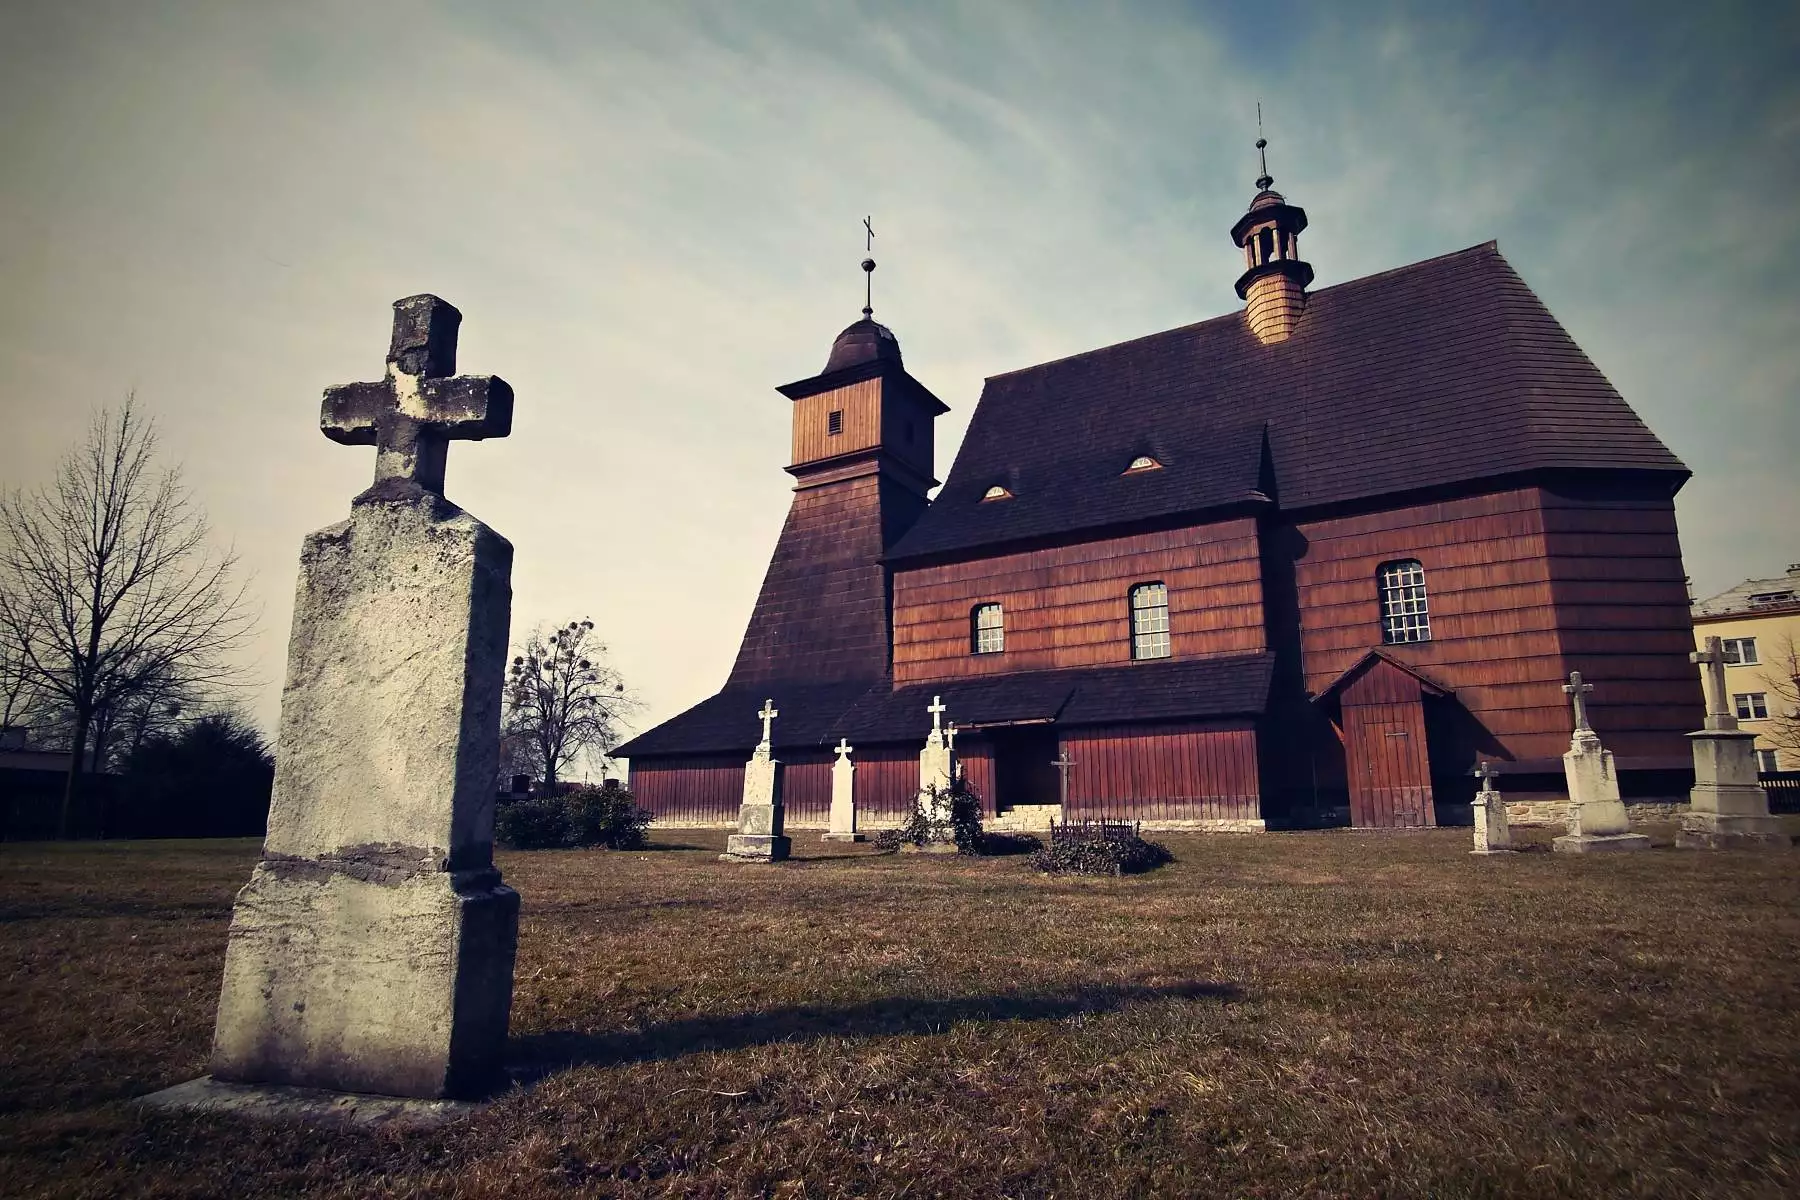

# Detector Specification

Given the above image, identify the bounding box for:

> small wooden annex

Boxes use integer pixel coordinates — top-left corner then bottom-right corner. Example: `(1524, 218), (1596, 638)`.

(614, 157), (1701, 831)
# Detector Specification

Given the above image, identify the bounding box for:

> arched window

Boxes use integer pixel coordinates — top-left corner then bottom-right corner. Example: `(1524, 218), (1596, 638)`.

(971, 603), (1005, 654)
(1378, 560), (1431, 644)
(1130, 582), (1170, 660)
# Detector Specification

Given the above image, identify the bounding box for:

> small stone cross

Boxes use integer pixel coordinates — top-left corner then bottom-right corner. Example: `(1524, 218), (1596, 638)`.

(834, 737), (853, 761)
(1051, 749), (1076, 807)
(1563, 671), (1595, 734)
(757, 698), (779, 746)
(322, 295), (514, 498)
(1475, 761), (1498, 797)
(1690, 636), (1733, 725)
(927, 695), (947, 733)
(945, 723), (958, 751)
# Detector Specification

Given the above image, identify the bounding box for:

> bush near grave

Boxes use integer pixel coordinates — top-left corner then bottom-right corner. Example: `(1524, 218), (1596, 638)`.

(496, 781), (650, 851)
(1031, 819), (1174, 876)
(874, 779), (987, 855)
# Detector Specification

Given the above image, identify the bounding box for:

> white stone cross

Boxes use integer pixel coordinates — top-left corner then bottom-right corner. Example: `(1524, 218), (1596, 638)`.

(834, 736), (854, 761)
(1563, 671), (1595, 734)
(1475, 760), (1498, 796)
(322, 295), (514, 497)
(1690, 636), (1733, 724)
(928, 695), (947, 733)
(945, 723), (958, 751)
(758, 698), (779, 746)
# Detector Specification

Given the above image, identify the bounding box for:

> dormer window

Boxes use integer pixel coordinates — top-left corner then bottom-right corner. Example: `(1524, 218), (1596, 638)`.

(1124, 455), (1162, 473)
(982, 485), (1012, 501)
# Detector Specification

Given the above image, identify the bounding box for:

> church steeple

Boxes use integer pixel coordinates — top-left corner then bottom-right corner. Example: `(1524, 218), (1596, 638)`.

(1229, 118), (1313, 345)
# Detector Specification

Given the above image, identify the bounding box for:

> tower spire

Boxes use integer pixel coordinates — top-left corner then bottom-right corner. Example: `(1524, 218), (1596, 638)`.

(1255, 102), (1273, 191)
(861, 215), (876, 319)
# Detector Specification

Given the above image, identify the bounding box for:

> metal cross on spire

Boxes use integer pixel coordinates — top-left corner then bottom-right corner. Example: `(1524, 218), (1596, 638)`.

(860, 216), (877, 320)
(321, 295), (514, 500)
(1255, 101), (1274, 192)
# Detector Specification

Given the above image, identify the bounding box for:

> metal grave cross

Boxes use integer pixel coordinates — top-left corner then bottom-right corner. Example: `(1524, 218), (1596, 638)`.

(1475, 761), (1499, 797)
(1563, 671), (1595, 734)
(757, 698), (779, 746)
(1051, 749), (1076, 808)
(1689, 636), (1732, 723)
(834, 737), (854, 761)
(927, 695), (947, 734)
(322, 295), (514, 497)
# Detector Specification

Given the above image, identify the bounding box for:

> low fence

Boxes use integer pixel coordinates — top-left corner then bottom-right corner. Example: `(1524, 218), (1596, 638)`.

(1764, 772), (1800, 814)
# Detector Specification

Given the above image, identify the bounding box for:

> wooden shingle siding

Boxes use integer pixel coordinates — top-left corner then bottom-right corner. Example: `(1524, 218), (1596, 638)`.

(630, 755), (743, 826)
(1057, 721), (1260, 822)
(892, 520), (1265, 685)
(790, 378), (882, 467)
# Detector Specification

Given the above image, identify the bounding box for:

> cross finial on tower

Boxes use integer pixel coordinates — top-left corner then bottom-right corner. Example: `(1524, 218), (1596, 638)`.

(1255, 102), (1274, 191)
(860, 216), (877, 320)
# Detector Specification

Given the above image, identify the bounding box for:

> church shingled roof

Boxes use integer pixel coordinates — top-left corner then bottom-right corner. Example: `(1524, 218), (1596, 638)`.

(888, 242), (1686, 564)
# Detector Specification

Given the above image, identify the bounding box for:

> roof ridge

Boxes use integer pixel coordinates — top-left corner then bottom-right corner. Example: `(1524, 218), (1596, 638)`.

(982, 241), (1504, 383)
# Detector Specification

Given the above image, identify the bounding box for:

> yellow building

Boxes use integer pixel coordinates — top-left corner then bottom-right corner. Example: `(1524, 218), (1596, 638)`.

(1693, 566), (1800, 772)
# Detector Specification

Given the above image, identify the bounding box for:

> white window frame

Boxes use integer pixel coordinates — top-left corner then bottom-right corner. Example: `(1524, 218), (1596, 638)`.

(1130, 582), (1171, 660)
(1722, 637), (1759, 665)
(1755, 748), (1779, 773)
(1378, 559), (1432, 645)
(971, 603), (1005, 655)
(1732, 692), (1769, 720)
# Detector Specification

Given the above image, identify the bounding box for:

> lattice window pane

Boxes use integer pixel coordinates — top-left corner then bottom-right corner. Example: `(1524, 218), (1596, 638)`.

(1379, 560), (1432, 644)
(1131, 583), (1170, 660)
(973, 603), (1005, 654)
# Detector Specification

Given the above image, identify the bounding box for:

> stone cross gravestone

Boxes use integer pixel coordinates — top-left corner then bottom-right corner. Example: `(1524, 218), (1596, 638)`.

(210, 295), (520, 1100)
(918, 695), (954, 820)
(1552, 671), (1649, 854)
(823, 737), (863, 842)
(1469, 761), (1516, 855)
(723, 699), (791, 862)
(1679, 636), (1785, 849)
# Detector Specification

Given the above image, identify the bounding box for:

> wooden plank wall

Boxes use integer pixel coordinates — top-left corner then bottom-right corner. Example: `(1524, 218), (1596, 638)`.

(1057, 721), (1260, 821)
(892, 520), (1265, 685)
(629, 755), (743, 825)
(1341, 665), (1433, 827)
(791, 378), (881, 467)
(957, 737), (997, 815)
(1541, 490), (1701, 759)
(630, 747), (922, 828)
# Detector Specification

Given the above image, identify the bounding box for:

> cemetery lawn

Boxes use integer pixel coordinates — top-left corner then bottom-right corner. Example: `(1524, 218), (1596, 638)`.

(2, 827), (1798, 1199)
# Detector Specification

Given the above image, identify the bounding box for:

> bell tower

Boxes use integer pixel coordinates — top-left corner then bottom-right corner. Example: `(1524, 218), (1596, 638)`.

(1229, 124), (1314, 345)
(726, 222), (948, 689)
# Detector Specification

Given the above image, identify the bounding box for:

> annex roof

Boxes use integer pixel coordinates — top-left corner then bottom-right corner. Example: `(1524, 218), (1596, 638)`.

(889, 242), (1686, 563)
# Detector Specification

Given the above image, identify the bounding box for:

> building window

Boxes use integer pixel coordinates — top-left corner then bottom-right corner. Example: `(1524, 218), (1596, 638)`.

(1378, 559), (1432, 644)
(1130, 582), (1171, 660)
(1749, 590), (1795, 605)
(971, 603), (1005, 654)
(1124, 454), (1162, 473)
(827, 410), (844, 436)
(981, 484), (1012, 501)
(1756, 748), (1780, 773)
(1722, 637), (1759, 665)
(1733, 693), (1769, 720)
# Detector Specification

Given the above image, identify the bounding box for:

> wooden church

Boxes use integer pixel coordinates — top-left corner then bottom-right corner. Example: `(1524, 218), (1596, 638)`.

(615, 146), (1702, 831)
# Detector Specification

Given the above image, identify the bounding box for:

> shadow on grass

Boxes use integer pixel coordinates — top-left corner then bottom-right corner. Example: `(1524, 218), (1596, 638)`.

(510, 979), (1241, 1081)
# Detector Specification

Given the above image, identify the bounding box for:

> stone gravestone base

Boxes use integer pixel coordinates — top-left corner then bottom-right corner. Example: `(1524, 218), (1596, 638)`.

(1469, 803), (1515, 856)
(140, 1075), (487, 1131)
(722, 746), (790, 863)
(1678, 729), (1788, 850)
(1553, 739), (1649, 854)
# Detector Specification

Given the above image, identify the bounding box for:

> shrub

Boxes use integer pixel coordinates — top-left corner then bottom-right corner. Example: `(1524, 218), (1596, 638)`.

(496, 781), (650, 851)
(1030, 828), (1174, 876)
(873, 778), (986, 855)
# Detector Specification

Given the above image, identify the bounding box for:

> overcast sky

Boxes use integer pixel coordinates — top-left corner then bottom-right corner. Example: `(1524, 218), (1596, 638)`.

(2, 0), (1796, 751)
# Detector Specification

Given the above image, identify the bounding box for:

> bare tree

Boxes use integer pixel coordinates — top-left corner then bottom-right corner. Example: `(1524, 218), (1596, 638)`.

(1760, 634), (1800, 764)
(0, 398), (257, 836)
(503, 619), (640, 794)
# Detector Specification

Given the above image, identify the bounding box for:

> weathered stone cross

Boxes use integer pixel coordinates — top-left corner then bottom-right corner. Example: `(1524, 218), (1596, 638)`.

(322, 295), (514, 498)
(945, 723), (958, 752)
(1690, 636), (1734, 727)
(928, 695), (947, 733)
(1051, 749), (1076, 807)
(1563, 671), (1595, 734)
(1475, 760), (1498, 796)
(758, 698), (779, 746)
(834, 736), (853, 761)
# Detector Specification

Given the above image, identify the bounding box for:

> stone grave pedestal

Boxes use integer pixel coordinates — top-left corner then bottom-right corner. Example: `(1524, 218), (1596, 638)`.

(1678, 637), (1787, 849)
(822, 738), (863, 842)
(1470, 764), (1516, 856)
(723, 746), (791, 862)
(1553, 732), (1649, 854)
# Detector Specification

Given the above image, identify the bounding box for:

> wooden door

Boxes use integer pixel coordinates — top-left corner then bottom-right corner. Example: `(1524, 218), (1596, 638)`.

(1343, 701), (1434, 827)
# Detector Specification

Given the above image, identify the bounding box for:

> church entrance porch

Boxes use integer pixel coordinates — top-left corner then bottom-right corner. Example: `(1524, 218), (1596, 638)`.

(1317, 650), (1456, 829)
(985, 725), (1062, 820)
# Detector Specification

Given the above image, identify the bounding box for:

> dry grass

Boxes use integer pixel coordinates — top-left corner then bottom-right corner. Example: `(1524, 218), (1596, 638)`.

(2, 823), (1799, 1198)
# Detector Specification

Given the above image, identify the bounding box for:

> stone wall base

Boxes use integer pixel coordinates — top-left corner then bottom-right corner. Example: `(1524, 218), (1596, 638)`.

(211, 859), (518, 1101)
(1676, 811), (1789, 850)
(1506, 800), (1688, 827)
